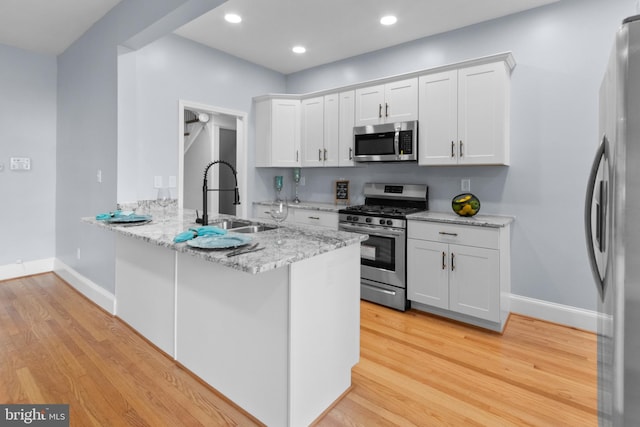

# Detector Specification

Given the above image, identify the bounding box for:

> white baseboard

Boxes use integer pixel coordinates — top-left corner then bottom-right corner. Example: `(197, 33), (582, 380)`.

(510, 294), (600, 332)
(0, 258), (55, 281)
(53, 259), (116, 315)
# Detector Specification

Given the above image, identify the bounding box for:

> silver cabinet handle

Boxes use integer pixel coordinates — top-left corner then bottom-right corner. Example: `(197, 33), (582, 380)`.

(318, 148), (322, 161)
(451, 141), (455, 158)
(308, 216), (320, 220)
(324, 148), (327, 161)
(378, 104), (382, 118)
(459, 140), (464, 157)
(296, 150), (299, 162)
(442, 251), (446, 270)
(385, 102), (389, 117)
(349, 147), (353, 160)
(439, 231), (458, 237)
(451, 253), (455, 271)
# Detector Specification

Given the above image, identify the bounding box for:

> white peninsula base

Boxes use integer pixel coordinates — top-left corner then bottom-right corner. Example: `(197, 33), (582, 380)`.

(115, 234), (360, 426)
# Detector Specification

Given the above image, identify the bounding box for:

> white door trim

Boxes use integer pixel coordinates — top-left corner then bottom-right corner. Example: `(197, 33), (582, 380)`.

(178, 100), (248, 218)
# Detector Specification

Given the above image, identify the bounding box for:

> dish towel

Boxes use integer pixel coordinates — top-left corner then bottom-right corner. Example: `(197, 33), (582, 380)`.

(95, 210), (135, 220)
(174, 226), (227, 243)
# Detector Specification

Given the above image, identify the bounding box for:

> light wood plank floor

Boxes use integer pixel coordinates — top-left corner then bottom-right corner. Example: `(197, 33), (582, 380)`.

(0, 273), (596, 426)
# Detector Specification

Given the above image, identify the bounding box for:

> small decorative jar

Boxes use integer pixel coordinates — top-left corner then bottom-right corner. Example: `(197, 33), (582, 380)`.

(452, 193), (481, 217)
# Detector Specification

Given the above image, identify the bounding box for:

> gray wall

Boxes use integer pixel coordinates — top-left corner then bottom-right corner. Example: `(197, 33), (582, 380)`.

(56, 0), (227, 293)
(0, 44), (57, 265)
(278, 0), (636, 311)
(120, 34), (284, 202)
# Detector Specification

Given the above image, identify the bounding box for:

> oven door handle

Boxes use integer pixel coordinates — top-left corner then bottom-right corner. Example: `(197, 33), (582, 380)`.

(339, 223), (404, 238)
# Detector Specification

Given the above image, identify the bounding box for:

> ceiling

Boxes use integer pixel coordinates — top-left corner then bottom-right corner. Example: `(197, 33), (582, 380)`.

(0, 0), (558, 74)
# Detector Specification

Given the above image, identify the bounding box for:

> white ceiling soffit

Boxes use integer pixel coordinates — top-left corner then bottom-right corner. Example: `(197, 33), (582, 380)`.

(174, 0), (560, 75)
(0, 0), (123, 55)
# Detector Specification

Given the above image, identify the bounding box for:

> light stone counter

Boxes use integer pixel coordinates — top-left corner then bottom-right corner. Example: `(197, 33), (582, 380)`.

(83, 208), (365, 274)
(407, 210), (514, 228)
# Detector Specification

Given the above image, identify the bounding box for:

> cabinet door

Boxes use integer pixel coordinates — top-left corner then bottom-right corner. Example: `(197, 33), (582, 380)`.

(323, 93), (340, 167)
(448, 244), (500, 322)
(301, 97), (324, 167)
(293, 209), (338, 229)
(407, 239), (449, 309)
(338, 90), (355, 167)
(272, 99), (301, 167)
(418, 70), (458, 166)
(457, 62), (508, 165)
(384, 78), (418, 123)
(355, 84), (385, 126)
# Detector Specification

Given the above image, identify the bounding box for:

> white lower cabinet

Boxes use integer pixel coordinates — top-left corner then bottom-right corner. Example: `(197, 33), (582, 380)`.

(407, 220), (510, 331)
(253, 204), (337, 229)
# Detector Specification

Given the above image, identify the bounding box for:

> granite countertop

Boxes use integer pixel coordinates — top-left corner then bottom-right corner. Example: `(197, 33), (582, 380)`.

(407, 211), (514, 228)
(253, 200), (344, 213)
(83, 209), (366, 274)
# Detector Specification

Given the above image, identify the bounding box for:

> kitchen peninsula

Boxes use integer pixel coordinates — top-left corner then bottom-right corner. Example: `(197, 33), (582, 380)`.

(84, 209), (366, 427)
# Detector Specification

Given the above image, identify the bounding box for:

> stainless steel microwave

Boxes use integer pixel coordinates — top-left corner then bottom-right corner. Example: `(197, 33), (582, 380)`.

(353, 121), (418, 162)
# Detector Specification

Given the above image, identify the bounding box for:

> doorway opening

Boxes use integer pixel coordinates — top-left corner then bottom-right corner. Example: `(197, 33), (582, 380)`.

(178, 100), (248, 218)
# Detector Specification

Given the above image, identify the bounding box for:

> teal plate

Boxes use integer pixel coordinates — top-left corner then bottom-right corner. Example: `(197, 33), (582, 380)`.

(187, 233), (253, 249)
(104, 214), (152, 224)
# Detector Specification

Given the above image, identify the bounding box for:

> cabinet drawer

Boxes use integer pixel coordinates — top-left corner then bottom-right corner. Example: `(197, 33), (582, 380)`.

(293, 209), (338, 229)
(408, 220), (499, 249)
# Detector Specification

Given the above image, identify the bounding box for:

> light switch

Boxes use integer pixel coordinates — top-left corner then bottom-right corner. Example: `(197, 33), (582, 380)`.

(169, 176), (177, 188)
(461, 179), (471, 192)
(0, 163), (4, 172)
(10, 157), (31, 171)
(154, 176), (163, 188)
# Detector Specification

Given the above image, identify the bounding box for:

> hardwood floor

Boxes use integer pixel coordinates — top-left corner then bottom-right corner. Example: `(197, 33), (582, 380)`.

(0, 273), (596, 426)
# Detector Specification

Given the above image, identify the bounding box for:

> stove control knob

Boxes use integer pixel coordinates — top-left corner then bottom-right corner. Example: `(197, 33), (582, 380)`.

(365, 217), (372, 223)
(386, 220), (393, 226)
(346, 216), (352, 221)
(353, 216), (359, 222)
(379, 219), (385, 225)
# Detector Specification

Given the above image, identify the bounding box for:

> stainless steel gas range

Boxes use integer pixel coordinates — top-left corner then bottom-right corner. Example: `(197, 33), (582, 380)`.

(338, 183), (428, 311)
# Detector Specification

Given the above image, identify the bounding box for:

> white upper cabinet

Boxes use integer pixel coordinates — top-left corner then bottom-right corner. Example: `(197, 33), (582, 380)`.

(338, 90), (356, 167)
(355, 78), (418, 126)
(301, 92), (350, 167)
(323, 93), (340, 167)
(301, 96), (325, 167)
(255, 98), (301, 167)
(418, 61), (511, 166)
(255, 53), (514, 168)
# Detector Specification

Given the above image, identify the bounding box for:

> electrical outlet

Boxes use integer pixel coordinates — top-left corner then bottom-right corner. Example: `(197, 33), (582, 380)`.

(154, 176), (163, 188)
(76, 248), (81, 260)
(0, 162), (4, 172)
(299, 176), (306, 186)
(461, 179), (471, 192)
(97, 169), (102, 183)
(10, 157), (31, 171)
(169, 176), (177, 188)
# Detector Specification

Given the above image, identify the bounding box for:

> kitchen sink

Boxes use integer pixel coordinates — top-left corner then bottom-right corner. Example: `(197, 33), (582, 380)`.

(211, 219), (252, 229)
(231, 224), (278, 233)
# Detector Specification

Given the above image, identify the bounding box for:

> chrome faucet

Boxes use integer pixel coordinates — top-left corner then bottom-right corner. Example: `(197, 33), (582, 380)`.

(196, 160), (240, 225)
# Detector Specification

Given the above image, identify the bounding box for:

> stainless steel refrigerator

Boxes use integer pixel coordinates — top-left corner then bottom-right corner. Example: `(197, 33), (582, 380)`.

(586, 14), (640, 427)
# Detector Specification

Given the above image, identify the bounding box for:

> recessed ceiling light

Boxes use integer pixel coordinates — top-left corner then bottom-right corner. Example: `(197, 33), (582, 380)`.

(292, 46), (306, 54)
(224, 13), (242, 24)
(380, 15), (397, 26)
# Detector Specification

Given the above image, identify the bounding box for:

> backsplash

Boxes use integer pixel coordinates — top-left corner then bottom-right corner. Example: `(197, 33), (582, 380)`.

(255, 163), (510, 214)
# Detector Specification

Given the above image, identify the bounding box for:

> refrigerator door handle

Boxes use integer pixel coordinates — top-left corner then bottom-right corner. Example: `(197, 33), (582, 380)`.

(585, 136), (607, 298)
